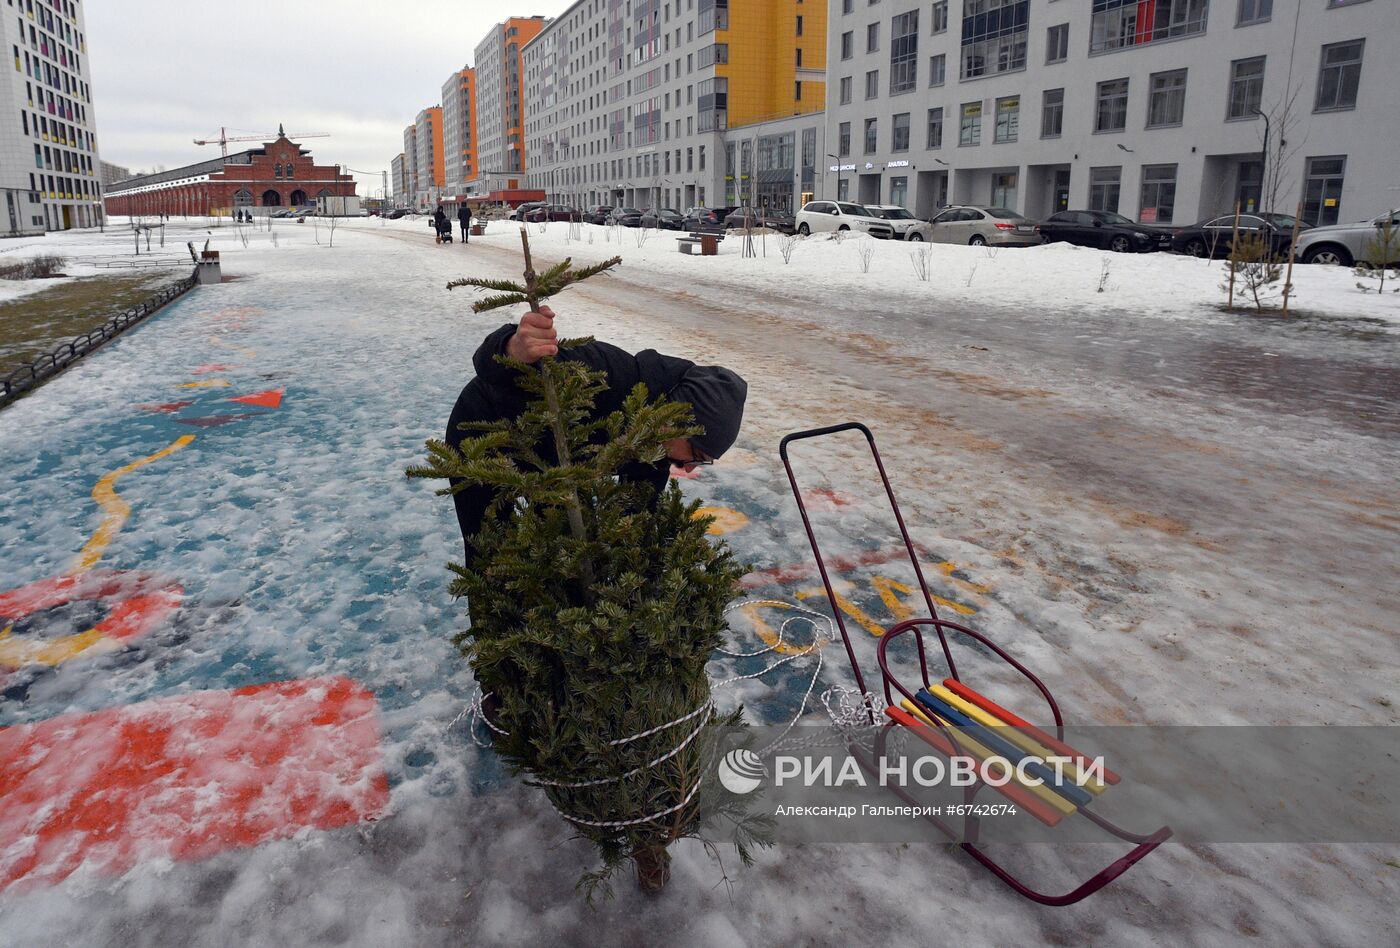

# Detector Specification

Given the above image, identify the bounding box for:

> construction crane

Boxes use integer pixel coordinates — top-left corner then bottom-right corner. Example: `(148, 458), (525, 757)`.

(193, 124), (329, 158)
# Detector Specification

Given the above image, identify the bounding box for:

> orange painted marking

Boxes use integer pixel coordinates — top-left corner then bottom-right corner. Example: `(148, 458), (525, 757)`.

(803, 488), (853, 510)
(227, 388), (284, 409)
(0, 570), (182, 669)
(0, 677), (390, 893)
(741, 545), (922, 590)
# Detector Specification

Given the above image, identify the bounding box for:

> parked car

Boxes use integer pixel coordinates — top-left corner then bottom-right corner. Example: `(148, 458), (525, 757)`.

(1293, 209), (1400, 267)
(524, 204), (579, 222)
(1038, 210), (1172, 252)
(682, 206), (738, 233)
(794, 201), (895, 239)
(384, 208), (409, 220)
(640, 208), (685, 229)
(607, 207), (644, 226)
(864, 205), (931, 241)
(1170, 212), (1309, 259)
(509, 201), (547, 221)
(583, 205), (614, 224)
(925, 206), (1040, 246)
(723, 206), (796, 234)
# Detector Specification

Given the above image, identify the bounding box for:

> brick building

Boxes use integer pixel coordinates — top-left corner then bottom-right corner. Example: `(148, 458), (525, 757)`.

(103, 130), (356, 217)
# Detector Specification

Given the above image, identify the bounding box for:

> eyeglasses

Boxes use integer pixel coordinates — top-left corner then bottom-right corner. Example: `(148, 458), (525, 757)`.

(669, 448), (713, 468)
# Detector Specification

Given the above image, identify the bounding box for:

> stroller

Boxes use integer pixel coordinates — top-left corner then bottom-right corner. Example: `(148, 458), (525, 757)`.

(432, 216), (453, 243)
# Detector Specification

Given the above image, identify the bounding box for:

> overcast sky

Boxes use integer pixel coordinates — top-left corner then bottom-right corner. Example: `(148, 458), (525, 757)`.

(86, 1), (575, 194)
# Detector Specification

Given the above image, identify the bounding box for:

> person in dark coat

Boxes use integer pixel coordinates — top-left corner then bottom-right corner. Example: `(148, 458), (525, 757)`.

(457, 204), (471, 244)
(445, 305), (748, 564)
(433, 205), (449, 243)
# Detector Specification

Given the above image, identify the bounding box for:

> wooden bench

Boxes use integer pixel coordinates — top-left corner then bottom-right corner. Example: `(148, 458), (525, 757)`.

(676, 232), (724, 256)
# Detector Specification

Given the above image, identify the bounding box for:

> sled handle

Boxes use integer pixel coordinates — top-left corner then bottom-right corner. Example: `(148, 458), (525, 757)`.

(779, 423), (955, 714)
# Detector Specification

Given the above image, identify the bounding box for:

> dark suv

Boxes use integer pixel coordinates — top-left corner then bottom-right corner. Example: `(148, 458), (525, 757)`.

(682, 206), (738, 233)
(584, 205), (614, 224)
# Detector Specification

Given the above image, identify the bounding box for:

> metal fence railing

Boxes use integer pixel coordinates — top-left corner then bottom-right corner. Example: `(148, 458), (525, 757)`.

(0, 272), (198, 409)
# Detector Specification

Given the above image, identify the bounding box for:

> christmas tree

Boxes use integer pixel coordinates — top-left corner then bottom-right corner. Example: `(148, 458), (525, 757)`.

(409, 230), (766, 898)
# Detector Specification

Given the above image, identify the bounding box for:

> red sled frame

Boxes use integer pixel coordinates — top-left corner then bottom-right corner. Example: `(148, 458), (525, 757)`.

(779, 422), (1171, 906)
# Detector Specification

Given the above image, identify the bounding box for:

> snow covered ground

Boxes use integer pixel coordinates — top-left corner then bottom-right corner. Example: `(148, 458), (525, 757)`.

(0, 217), (1396, 946)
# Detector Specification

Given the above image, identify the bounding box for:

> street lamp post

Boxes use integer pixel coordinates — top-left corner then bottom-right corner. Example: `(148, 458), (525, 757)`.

(826, 153), (842, 201)
(1249, 107), (1270, 213)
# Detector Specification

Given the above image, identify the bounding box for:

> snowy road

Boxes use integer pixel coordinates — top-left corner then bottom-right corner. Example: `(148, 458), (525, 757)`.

(1, 219), (1396, 946)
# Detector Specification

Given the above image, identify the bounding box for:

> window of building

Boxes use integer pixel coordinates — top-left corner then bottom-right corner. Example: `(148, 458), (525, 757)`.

(840, 76), (853, 104)
(841, 30), (853, 59)
(929, 53), (945, 86)
(1147, 69), (1186, 127)
(797, 15), (803, 35)
(1315, 40), (1363, 111)
(991, 172), (1017, 209)
(890, 175), (908, 206)
(843, 0), (854, 13)
(892, 112), (911, 150)
(1303, 155), (1345, 225)
(867, 21), (880, 52)
(1139, 163), (1176, 222)
(890, 10), (919, 93)
(1095, 78), (1128, 132)
(1237, 0), (1271, 25)
(932, 1), (948, 33)
(959, 101), (982, 145)
(839, 121), (851, 155)
(994, 95), (1019, 142)
(1227, 56), (1264, 119)
(1089, 166), (1121, 212)
(1090, 0), (1207, 53)
(960, 0), (1028, 80)
(864, 118), (878, 153)
(866, 69), (880, 99)
(1046, 23), (1068, 63)
(927, 107), (944, 148)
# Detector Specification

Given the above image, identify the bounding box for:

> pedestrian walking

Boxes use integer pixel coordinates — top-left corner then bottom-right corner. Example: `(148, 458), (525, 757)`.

(458, 204), (471, 244)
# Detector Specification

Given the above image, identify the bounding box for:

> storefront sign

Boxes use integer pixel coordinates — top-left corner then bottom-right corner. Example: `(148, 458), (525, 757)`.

(886, 160), (910, 168)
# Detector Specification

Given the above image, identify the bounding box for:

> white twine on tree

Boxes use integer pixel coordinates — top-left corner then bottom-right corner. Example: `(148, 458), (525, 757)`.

(450, 597), (888, 829)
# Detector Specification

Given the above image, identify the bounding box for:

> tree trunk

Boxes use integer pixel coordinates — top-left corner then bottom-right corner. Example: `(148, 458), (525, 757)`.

(632, 844), (672, 893)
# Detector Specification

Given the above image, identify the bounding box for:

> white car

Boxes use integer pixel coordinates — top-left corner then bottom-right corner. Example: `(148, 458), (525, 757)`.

(865, 205), (931, 241)
(795, 201), (895, 239)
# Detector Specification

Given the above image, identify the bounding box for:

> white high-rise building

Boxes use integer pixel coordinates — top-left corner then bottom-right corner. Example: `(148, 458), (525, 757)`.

(1, 0), (103, 235)
(826, 0), (1398, 224)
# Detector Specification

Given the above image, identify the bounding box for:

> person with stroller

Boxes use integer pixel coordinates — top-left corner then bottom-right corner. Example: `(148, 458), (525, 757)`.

(434, 205), (451, 244)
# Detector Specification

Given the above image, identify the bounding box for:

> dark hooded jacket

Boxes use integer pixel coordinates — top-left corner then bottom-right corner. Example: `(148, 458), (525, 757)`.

(445, 323), (698, 561)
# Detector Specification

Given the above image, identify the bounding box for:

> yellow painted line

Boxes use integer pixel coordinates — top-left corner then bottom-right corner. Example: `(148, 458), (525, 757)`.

(66, 435), (196, 576)
(928, 684), (1104, 793)
(178, 379), (230, 389)
(694, 505), (749, 535)
(736, 600), (825, 657)
(0, 624), (120, 668)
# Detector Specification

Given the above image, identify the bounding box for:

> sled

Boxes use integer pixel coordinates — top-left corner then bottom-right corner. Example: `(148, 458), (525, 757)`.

(779, 422), (1171, 906)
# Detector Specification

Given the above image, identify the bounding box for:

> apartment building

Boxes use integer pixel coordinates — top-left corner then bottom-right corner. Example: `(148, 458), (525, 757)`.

(390, 153), (407, 206)
(414, 106), (445, 208)
(474, 16), (546, 199)
(1, 0), (102, 235)
(441, 66), (478, 200)
(402, 124), (419, 207)
(523, 0), (826, 214)
(827, 0), (1397, 225)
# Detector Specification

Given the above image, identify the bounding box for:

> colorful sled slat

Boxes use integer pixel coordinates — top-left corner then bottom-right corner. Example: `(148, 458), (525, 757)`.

(885, 705), (1065, 827)
(928, 684), (1105, 795)
(898, 699), (1078, 819)
(942, 677), (1121, 785)
(915, 690), (1094, 808)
